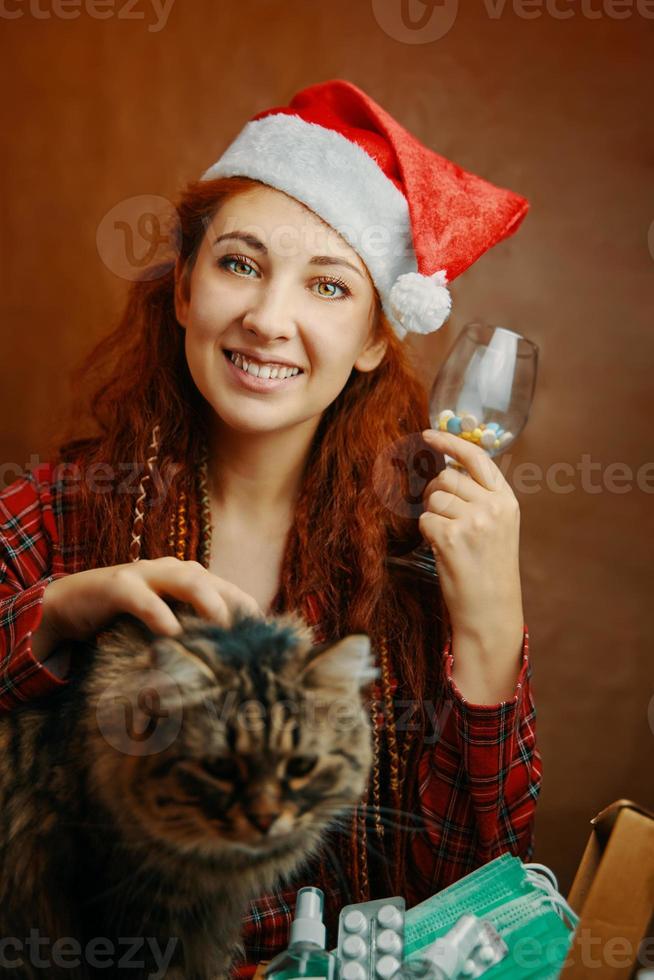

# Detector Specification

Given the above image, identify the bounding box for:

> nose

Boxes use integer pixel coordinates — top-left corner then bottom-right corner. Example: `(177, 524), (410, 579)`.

(242, 281), (297, 342)
(246, 810), (280, 834)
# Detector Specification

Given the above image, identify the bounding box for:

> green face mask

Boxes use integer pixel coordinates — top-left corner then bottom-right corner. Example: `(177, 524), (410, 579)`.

(405, 854), (527, 954)
(404, 855), (578, 978)
(487, 911), (572, 978)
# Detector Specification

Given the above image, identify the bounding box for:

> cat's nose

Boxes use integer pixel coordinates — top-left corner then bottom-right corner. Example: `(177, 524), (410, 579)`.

(247, 811), (279, 834)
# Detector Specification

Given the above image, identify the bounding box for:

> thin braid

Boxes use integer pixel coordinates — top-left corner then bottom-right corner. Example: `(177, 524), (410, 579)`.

(174, 489), (188, 561)
(378, 624), (406, 894)
(370, 694), (385, 844)
(185, 466), (201, 566)
(379, 636), (401, 799)
(349, 803), (361, 900)
(197, 443), (212, 569)
(358, 798), (370, 901)
(129, 424), (161, 562)
(167, 507), (177, 553)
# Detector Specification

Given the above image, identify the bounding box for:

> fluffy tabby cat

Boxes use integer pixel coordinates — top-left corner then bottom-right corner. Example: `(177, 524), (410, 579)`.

(0, 606), (377, 980)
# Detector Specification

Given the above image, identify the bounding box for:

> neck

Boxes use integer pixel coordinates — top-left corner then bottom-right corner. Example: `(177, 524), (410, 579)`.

(207, 416), (321, 526)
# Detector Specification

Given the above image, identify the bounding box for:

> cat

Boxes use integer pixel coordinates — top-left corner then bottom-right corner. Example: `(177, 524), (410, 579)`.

(0, 606), (377, 980)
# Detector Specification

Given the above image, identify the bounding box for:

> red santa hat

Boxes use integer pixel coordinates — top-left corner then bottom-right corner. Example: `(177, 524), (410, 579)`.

(200, 79), (529, 341)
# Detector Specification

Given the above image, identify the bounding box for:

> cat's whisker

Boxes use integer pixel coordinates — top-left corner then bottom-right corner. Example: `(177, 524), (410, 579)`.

(326, 803), (426, 834)
(322, 825), (390, 863)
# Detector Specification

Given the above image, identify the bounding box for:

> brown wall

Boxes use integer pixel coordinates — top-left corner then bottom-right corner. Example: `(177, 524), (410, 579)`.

(1, 1), (653, 893)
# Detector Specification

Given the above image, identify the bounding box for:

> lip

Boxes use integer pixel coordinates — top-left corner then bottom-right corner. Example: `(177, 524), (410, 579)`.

(222, 350), (304, 392)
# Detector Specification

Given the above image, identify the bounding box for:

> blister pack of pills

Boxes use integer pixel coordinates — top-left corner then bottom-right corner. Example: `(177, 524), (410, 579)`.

(336, 897), (406, 980)
(449, 917), (507, 977)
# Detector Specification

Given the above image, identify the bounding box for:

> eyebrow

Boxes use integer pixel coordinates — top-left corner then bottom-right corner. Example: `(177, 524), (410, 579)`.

(213, 232), (365, 280)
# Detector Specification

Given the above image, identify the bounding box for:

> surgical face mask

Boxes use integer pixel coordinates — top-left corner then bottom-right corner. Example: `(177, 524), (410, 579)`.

(404, 855), (578, 977)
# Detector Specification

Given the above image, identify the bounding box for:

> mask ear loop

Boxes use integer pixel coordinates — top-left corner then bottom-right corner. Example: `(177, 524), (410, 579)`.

(524, 862), (559, 891)
(525, 868), (580, 930)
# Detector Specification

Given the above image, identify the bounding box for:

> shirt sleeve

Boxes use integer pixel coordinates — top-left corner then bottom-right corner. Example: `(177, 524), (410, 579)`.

(0, 470), (72, 713)
(405, 623), (541, 907)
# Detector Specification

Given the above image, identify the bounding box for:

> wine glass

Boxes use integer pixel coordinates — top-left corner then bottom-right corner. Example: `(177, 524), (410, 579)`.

(386, 322), (539, 581)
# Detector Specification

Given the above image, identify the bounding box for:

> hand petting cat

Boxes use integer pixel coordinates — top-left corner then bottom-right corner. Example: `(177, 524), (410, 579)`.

(41, 555), (265, 645)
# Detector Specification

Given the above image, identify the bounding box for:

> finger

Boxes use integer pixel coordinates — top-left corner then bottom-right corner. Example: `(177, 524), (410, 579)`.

(423, 464), (488, 504)
(233, 600), (267, 622)
(422, 429), (503, 492)
(424, 489), (467, 520)
(143, 560), (233, 627)
(123, 581), (184, 637)
(189, 588), (233, 627)
(207, 580), (264, 621)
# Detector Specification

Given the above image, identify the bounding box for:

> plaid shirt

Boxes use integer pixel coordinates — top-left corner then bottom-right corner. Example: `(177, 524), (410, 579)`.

(0, 465), (541, 978)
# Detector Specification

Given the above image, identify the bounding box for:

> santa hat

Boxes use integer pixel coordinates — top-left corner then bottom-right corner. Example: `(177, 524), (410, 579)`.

(200, 79), (529, 341)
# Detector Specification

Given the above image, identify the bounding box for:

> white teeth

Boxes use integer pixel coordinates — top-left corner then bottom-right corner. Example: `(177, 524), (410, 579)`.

(228, 351), (301, 380)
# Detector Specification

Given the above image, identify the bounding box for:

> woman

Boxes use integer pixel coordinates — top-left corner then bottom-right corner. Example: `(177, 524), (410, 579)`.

(0, 80), (541, 977)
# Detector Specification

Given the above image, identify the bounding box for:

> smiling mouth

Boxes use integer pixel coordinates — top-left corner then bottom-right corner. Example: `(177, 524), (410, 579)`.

(224, 350), (303, 380)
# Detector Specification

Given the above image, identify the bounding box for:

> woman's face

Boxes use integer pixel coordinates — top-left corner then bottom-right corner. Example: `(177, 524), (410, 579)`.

(174, 185), (387, 436)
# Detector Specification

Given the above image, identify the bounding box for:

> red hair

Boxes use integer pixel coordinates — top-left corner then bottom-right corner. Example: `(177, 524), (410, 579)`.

(50, 175), (447, 905)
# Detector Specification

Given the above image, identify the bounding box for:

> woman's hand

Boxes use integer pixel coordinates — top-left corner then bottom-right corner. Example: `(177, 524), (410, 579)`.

(41, 556), (265, 645)
(420, 429), (525, 701)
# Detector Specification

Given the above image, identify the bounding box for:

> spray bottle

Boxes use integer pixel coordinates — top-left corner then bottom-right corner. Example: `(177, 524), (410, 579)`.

(264, 887), (337, 980)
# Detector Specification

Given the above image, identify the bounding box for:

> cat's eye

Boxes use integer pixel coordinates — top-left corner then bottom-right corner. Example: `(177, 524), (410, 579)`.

(202, 757), (240, 782)
(286, 756), (318, 779)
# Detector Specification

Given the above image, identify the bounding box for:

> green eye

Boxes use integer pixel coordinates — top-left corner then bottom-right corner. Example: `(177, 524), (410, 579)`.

(203, 757), (239, 782)
(286, 756), (318, 779)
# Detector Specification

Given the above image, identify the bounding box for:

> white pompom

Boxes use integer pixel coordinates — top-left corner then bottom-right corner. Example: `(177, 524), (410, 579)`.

(389, 269), (452, 338)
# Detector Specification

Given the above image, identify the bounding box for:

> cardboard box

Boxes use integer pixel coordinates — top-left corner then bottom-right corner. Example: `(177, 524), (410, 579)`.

(561, 799), (654, 979)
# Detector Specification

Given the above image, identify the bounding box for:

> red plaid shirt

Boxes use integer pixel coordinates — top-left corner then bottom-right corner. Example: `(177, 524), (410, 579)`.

(0, 465), (541, 978)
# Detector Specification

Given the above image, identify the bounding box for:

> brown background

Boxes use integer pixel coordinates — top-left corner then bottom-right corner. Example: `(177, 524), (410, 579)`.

(1, 1), (653, 894)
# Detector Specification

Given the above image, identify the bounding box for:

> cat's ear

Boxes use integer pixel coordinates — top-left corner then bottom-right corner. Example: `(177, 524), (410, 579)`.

(148, 637), (222, 693)
(298, 635), (379, 694)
